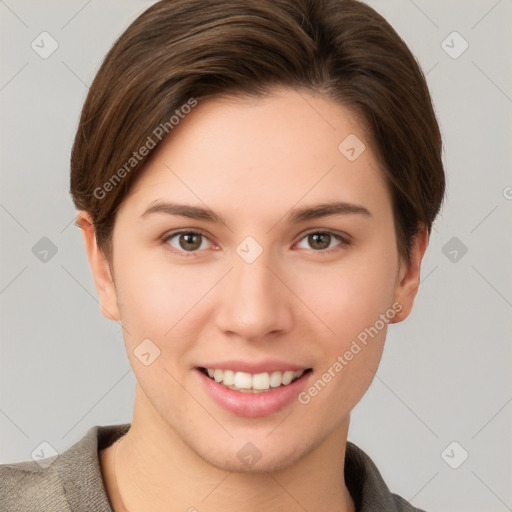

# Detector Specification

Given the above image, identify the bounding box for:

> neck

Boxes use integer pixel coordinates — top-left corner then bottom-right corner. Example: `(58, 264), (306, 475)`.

(103, 387), (355, 512)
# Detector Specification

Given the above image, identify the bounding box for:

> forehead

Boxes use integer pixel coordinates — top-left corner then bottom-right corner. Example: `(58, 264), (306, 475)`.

(120, 88), (391, 222)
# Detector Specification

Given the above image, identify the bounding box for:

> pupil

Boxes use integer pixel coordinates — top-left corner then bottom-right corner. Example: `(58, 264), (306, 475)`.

(180, 233), (201, 251)
(309, 233), (330, 250)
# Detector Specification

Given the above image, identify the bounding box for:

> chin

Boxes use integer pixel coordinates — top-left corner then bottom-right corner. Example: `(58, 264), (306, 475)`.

(202, 444), (311, 474)
(183, 428), (318, 475)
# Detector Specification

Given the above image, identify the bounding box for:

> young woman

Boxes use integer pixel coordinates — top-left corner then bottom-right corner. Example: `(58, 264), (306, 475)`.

(1, 0), (444, 510)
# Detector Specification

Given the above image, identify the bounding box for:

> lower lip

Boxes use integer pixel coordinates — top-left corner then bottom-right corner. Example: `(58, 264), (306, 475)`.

(196, 369), (311, 418)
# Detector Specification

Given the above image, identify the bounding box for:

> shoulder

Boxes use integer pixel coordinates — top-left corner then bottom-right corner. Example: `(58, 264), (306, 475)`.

(0, 424), (130, 512)
(0, 458), (70, 511)
(345, 441), (427, 512)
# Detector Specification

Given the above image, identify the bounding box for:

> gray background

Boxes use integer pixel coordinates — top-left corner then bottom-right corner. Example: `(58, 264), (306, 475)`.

(1, 1), (511, 511)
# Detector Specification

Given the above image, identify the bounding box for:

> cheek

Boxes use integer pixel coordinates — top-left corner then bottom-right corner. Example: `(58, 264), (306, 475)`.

(295, 254), (398, 344)
(293, 263), (395, 421)
(113, 259), (203, 407)
(113, 254), (217, 354)
(292, 246), (399, 411)
(113, 257), (170, 333)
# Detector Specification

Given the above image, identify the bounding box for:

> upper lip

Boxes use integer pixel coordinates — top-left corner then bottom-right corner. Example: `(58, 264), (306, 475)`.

(197, 360), (311, 374)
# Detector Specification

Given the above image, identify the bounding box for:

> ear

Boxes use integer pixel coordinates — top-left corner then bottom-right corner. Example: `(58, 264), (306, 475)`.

(76, 211), (121, 322)
(390, 224), (429, 324)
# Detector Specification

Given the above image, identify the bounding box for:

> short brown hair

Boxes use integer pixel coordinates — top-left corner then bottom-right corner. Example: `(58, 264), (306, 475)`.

(70, 0), (445, 261)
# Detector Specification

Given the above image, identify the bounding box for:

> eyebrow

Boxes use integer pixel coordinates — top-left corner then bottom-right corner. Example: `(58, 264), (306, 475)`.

(140, 200), (372, 224)
(287, 201), (372, 222)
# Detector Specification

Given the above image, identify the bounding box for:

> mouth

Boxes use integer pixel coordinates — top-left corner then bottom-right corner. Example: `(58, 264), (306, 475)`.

(198, 367), (313, 393)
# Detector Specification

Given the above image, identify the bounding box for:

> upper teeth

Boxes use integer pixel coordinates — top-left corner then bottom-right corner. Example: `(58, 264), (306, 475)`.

(206, 368), (305, 391)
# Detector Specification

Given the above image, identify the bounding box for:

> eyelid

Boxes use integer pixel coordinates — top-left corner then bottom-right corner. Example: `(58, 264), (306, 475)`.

(295, 228), (352, 248)
(161, 229), (216, 256)
(163, 227), (211, 238)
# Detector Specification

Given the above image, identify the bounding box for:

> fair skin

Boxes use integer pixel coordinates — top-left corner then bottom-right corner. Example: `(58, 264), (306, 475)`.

(78, 88), (427, 512)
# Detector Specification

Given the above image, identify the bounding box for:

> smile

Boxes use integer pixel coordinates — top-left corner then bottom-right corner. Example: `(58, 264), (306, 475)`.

(200, 367), (311, 393)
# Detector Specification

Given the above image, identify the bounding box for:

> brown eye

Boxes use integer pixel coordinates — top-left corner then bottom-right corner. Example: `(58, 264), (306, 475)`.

(179, 233), (202, 251)
(296, 231), (348, 252)
(165, 231), (211, 253)
(308, 233), (332, 250)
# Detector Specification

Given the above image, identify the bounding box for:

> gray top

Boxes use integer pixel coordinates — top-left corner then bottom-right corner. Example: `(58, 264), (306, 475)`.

(0, 424), (426, 511)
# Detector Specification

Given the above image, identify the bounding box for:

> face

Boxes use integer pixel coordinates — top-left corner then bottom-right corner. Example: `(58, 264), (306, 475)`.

(83, 88), (423, 473)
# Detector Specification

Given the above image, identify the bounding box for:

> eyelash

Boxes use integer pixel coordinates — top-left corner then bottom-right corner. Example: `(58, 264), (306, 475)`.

(161, 229), (351, 257)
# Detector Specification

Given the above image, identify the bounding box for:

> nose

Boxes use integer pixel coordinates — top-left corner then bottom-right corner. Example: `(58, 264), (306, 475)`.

(213, 249), (294, 341)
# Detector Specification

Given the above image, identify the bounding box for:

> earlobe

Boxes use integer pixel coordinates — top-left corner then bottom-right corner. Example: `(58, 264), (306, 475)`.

(76, 211), (121, 322)
(389, 225), (429, 324)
